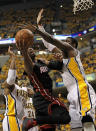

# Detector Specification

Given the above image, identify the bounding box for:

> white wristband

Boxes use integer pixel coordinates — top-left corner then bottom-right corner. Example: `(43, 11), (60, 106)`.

(38, 25), (56, 51)
(6, 69), (16, 85)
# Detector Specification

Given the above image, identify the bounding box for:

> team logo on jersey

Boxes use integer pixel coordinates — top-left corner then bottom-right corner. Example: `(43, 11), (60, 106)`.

(40, 66), (48, 73)
(17, 89), (28, 98)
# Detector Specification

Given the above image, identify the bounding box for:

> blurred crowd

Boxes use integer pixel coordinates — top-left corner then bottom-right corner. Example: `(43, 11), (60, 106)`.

(0, 8), (54, 38)
(0, 5), (96, 38)
(81, 48), (96, 74)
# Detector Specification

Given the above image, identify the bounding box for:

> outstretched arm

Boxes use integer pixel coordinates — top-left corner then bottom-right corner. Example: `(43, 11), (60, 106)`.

(36, 9), (74, 53)
(16, 41), (34, 76)
(38, 25), (56, 51)
(37, 9), (62, 54)
(8, 46), (16, 70)
(6, 46), (16, 85)
(36, 28), (74, 52)
(37, 53), (63, 70)
(3, 46), (16, 95)
(27, 25), (77, 58)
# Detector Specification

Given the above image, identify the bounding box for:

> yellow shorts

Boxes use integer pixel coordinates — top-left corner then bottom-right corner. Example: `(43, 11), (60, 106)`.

(3, 116), (20, 131)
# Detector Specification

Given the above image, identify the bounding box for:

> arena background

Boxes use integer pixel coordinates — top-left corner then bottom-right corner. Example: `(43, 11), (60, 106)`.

(0, 0), (96, 130)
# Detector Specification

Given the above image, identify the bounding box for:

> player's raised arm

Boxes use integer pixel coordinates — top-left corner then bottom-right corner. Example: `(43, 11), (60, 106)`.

(37, 8), (44, 25)
(3, 46), (16, 95)
(8, 46), (16, 70)
(6, 46), (16, 85)
(15, 29), (35, 76)
(37, 9), (62, 54)
(28, 25), (77, 57)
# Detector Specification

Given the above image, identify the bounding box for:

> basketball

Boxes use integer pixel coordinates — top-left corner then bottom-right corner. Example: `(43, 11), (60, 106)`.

(15, 29), (34, 49)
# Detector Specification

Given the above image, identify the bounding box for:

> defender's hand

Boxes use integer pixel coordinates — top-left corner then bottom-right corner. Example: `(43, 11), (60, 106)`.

(8, 46), (15, 57)
(53, 53), (63, 62)
(37, 8), (44, 25)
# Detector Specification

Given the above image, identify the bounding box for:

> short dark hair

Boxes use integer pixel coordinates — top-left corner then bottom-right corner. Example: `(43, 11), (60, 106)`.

(67, 37), (78, 48)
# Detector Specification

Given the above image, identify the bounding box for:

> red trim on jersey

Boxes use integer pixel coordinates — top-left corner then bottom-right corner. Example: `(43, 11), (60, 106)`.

(29, 73), (68, 113)
(40, 124), (56, 130)
(29, 73), (55, 102)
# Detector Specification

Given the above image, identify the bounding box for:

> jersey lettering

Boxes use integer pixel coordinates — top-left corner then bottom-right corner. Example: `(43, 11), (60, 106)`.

(40, 66), (48, 73)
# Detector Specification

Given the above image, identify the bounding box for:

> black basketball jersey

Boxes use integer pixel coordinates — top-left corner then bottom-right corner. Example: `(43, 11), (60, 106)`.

(29, 60), (63, 111)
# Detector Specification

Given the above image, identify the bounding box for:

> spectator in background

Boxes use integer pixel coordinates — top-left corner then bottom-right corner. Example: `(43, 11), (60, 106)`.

(2, 47), (35, 131)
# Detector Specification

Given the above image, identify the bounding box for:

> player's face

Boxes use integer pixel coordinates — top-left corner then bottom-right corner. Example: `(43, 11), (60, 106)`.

(66, 38), (71, 44)
(28, 48), (36, 61)
(53, 53), (63, 61)
(66, 38), (76, 48)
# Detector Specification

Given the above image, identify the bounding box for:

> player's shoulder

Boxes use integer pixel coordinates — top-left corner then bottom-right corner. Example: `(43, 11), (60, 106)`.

(12, 84), (22, 94)
(75, 49), (81, 57)
(15, 84), (22, 90)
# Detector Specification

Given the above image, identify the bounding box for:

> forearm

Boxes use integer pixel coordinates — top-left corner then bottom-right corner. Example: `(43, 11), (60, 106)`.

(7, 55), (16, 85)
(23, 52), (34, 76)
(36, 28), (60, 47)
(43, 58), (63, 70)
(38, 26), (63, 54)
(38, 25), (56, 52)
(48, 60), (63, 70)
(38, 25), (55, 48)
(10, 55), (16, 70)
(36, 28), (73, 51)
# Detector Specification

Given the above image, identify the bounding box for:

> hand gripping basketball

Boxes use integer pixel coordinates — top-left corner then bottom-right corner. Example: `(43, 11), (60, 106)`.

(15, 29), (34, 51)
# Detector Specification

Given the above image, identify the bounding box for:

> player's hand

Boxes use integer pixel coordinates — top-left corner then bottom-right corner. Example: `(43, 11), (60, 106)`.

(37, 8), (44, 25)
(27, 88), (34, 96)
(29, 25), (37, 32)
(53, 53), (63, 62)
(8, 46), (15, 57)
(18, 23), (37, 32)
(36, 57), (49, 65)
(16, 39), (27, 56)
(36, 57), (45, 63)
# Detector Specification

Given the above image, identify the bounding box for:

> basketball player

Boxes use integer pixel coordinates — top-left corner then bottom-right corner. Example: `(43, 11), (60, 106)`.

(24, 94), (39, 131)
(15, 35), (71, 131)
(3, 46), (20, 131)
(2, 47), (36, 131)
(31, 9), (96, 131)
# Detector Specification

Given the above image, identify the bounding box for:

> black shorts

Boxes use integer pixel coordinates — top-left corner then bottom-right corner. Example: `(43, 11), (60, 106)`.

(33, 92), (51, 113)
(33, 92), (71, 125)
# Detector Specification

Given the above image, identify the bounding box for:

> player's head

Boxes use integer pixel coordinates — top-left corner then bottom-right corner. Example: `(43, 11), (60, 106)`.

(66, 37), (78, 48)
(28, 48), (36, 62)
